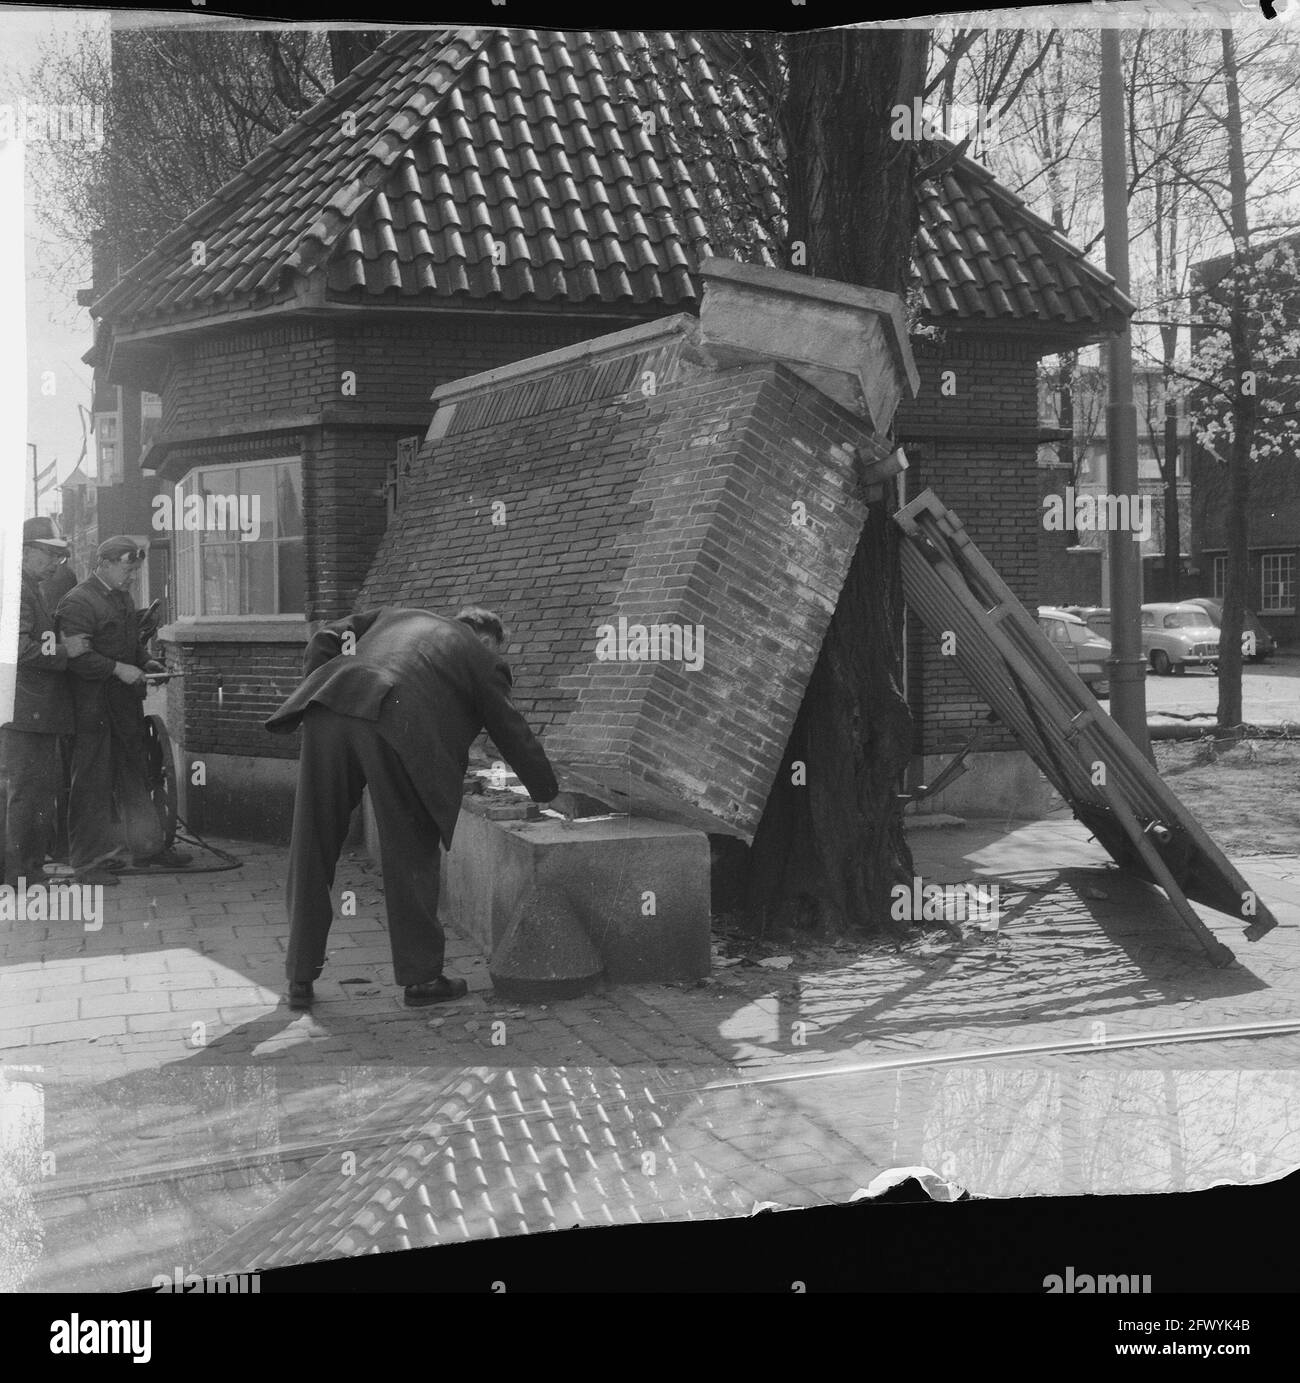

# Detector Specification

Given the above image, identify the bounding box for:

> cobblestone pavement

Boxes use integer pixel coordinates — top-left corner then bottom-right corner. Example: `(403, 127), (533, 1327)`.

(2, 812), (1297, 1288)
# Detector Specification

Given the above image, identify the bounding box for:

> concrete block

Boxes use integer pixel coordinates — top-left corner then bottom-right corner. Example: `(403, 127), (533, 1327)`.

(439, 802), (711, 991)
(697, 257), (919, 432)
(906, 750), (1062, 821)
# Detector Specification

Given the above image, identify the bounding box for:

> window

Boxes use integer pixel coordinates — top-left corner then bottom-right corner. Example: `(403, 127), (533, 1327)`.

(1212, 555), (1227, 598)
(1261, 553), (1296, 614)
(140, 392), (162, 450)
(174, 458), (305, 618)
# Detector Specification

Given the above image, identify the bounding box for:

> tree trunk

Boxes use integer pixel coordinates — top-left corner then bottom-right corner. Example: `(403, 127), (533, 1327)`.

(1162, 397), (1181, 601)
(743, 30), (927, 937)
(328, 31), (388, 84)
(1217, 30), (1254, 737)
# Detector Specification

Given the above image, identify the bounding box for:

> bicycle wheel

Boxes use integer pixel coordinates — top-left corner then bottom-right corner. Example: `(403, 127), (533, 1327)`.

(144, 714), (179, 847)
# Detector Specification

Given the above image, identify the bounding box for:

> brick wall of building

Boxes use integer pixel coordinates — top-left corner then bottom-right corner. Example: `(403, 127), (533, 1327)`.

(1192, 448), (1300, 645)
(163, 641), (305, 763)
(156, 310), (653, 766)
(896, 337), (1043, 755)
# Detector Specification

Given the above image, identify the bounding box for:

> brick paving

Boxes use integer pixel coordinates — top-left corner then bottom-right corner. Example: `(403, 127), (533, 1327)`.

(2, 810), (1298, 1288)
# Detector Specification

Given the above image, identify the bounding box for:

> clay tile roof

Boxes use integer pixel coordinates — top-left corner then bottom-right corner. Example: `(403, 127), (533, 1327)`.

(92, 30), (1132, 341)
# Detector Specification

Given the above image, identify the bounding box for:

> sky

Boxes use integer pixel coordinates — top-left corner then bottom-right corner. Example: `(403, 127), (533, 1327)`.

(2, 6), (106, 517)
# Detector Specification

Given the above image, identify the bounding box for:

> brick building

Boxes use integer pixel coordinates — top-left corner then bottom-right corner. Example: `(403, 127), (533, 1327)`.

(84, 29), (1131, 839)
(1189, 240), (1300, 648)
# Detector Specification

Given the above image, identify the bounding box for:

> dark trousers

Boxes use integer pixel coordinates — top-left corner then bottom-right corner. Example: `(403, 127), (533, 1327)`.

(67, 720), (164, 868)
(286, 704), (445, 987)
(51, 735), (73, 863)
(0, 728), (61, 887)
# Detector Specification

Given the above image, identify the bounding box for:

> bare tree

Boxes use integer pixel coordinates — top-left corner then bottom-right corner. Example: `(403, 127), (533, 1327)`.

(28, 26), (390, 289)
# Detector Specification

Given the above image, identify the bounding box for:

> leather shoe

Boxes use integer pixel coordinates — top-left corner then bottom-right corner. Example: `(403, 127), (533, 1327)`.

(287, 981), (314, 1011)
(404, 975), (468, 1007)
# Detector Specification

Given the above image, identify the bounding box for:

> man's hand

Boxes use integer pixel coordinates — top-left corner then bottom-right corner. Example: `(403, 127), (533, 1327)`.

(544, 792), (576, 823)
(143, 660), (166, 675)
(62, 634), (90, 658)
(113, 662), (146, 686)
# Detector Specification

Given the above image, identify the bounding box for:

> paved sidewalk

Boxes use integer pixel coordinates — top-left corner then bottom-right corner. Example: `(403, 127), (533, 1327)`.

(2, 814), (1295, 1076)
(3, 810), (1297, 1288)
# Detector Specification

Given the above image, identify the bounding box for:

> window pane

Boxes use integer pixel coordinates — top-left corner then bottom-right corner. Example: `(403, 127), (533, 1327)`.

(277, 464), (304, 538)
(201, 468), (235, 497)
(176, 529), (194, 615)
(240, 464), (278, 540)
(278, 538), (306, 613)
(240, 541), (275, 615)
(201, 544), (239, 616)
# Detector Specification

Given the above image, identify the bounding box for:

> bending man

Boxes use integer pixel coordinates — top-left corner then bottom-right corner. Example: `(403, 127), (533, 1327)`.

(265, 606), (564, 1010)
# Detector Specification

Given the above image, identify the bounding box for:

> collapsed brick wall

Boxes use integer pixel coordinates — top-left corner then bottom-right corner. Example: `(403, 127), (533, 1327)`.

(361, 338), (881, 838)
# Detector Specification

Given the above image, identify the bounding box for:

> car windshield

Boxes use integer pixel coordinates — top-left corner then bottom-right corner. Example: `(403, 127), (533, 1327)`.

(1067, 623), (1091, 644)
(1164, 612), (1209, 628)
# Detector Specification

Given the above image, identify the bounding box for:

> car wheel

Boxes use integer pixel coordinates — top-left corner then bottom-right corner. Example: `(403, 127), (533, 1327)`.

(1150, 649), (1171, 676)
(1208, 662), (1219, 676)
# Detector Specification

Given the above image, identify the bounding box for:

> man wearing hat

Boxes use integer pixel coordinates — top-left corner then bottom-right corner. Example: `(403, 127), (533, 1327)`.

(55, 536), (190, 872)
(1, 521), (90, 888)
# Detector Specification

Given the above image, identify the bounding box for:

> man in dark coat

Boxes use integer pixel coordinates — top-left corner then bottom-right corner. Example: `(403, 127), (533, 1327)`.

(1, 522), (90, 887)
(55, 536), (189, 872)
(265, 606), (564, 1010)
(31, 518), (80, 865)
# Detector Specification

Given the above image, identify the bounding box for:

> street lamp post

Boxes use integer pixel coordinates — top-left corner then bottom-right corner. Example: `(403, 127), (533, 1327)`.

(1100, 28), (1154, 763)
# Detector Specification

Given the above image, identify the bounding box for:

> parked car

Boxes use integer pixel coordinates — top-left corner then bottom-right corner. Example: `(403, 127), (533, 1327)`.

(1181, 596), (1275, 662)
(1063, 606), (1112, 641)
(1140, 602), (1220, 675)
(1037, 606), (1111, 695)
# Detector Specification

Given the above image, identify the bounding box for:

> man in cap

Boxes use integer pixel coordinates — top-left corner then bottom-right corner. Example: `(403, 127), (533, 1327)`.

(30, 515), (79, 609)
(26, 517), (79, 865)
(1, 521), (91, 888)
(265, 605), (568, 1011)
(56, 536), (190, 872)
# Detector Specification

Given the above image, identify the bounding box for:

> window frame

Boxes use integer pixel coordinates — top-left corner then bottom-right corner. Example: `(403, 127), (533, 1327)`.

(172, 456), (305, 622)
(1260, 552), (1296, 616)
(1212, 555), (1228, 599)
